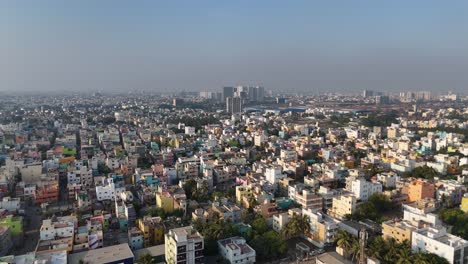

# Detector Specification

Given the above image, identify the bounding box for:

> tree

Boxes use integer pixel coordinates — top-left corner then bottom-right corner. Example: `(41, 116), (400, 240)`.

(194, 219), (239, 256)
(281, 213), (310, 239)
(251, 216), (269, 235)
(349, 237), (361, 262)
(250, 231), (286, 261)
(192, 182), (210, 202)
(366, 236), (386, 260)
(334, 230), (354, 256)
(137, 253), (153, 264)
(348, 193), (394, 223)
(396, 245), (412, 264)
(406, 165), (439, 180)
(438, 208), (468, 240)
(182, 179), (197, 200)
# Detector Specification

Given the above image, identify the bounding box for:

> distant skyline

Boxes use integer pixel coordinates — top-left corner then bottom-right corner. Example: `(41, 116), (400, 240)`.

(2, 1), (468, 93)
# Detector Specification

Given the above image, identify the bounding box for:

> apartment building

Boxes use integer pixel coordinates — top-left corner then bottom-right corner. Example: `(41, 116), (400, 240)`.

(165, 226), (204, 264)
(412, 227), (468, 264)
(349, 177), (382, 201)
(137, 216), (165, 247)
(329, 194), (357, 220)
(407, 180), (435, 202)
(382, 219), (417, 243)
(40, 219), (75, 241)
(218, 237), (256, 264)
(403, 199), (440, 226)
(302, 208), (339, 247)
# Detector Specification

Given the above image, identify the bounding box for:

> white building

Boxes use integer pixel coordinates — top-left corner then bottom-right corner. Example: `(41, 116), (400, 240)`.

(67, 172), (81, 185)
(218, 237), (256, 264)
(95, 178), (116, 201)
(0, 197), (20, 212)
(272, 208), (302, 233)
(350, 177), (382, 201)
(165, 226), (204, 264)
(265, 166), (286, 185)
(403, 201), (440, 226)
(280, 149), (298, 162)
(40, 219), (74, 241)
(301, 208), (339, 246)
(254, 134), (267, 147)
(412, 227), (468, 264)
(376, 172), (398, 188)
(185, 126), (196, 136)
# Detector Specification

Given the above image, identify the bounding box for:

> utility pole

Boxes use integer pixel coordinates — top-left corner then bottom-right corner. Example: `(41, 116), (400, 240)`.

(358, 227), (368, 264)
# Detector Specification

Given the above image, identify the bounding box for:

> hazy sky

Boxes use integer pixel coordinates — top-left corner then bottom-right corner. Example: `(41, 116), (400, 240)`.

(2, 1), (468, 94)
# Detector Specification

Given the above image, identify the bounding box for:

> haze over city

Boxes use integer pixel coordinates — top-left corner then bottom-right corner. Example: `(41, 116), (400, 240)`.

(2, 0), (468, 94)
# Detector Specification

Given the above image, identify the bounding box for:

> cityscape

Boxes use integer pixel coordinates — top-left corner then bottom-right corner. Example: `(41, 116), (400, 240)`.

(2, 1), (468, 264)
(0, 89), (466, 264)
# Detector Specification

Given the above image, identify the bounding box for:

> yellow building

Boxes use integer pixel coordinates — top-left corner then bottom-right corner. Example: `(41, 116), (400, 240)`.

(236, 184), (270, 209)
(156, 191), (174, 213)
(461, 194), (468, 213)
(236, 185), (252, 207)
(137, 216), (166, 247)
(382, 220), (416, 243)
(329, 194), (356, 220)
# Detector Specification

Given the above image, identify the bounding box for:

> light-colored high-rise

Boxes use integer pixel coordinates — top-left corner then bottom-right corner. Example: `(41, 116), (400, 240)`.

(165, 226), (204, 264)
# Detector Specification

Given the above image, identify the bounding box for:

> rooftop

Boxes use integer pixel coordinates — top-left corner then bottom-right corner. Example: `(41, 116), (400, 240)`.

(68, 243), (134, 264)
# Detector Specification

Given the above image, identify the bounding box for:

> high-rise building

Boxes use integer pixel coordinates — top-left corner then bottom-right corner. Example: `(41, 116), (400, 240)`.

(363, 90), (374, 98)
(222, 87), (234, 101)
(248, 86), (257, 102)
(165, 226), (204, 264)
(223, 86), (265, 102)
(256, 86), (265, 102)
(226, 97), (242, 114)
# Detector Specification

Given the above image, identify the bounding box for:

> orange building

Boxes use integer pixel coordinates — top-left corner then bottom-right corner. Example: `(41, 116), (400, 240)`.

(407, 180), (435, 202)
(35, 183), (59, 204)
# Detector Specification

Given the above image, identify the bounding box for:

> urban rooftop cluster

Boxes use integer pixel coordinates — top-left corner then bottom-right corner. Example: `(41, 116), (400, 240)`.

(0, 88), (466, 264)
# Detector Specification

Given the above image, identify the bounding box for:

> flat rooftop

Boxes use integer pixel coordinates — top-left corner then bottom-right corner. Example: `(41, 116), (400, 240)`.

(68, 243), (134, 264)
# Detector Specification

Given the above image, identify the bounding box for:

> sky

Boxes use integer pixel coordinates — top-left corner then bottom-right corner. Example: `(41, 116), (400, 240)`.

(1, 0), (468, 94)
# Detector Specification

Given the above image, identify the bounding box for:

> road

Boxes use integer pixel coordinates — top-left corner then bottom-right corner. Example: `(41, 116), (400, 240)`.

(13, 204), (42, 255)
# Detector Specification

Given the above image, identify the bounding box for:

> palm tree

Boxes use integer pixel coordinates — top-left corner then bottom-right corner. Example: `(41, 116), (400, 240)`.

(349, 237), (361, 262)
(385, 238), (399, 262)
(410, 253), (431, 264)
(396, 246), (412, 264)
(366, 236), (386, 260)
(281, 225), (294, 239)
(298, 215), (310, 235)
(334, 230), (354, 258)
(137, 253), (153, 264)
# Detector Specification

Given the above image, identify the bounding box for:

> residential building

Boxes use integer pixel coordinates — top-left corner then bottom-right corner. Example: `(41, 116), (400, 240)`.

(382, 219), (417, 243)
(461, 194), (468, 213)
(137, 216), (166, 247)
(407, 180), (435, 202)
(293, 188), (323, 211)
(128, 227), (144, 250)
(349, 177), (382, 201)
(302, 208), (339, 247)
(226, 97), (242, 114)
(95, 178), (117, 201)
(403, 199), (440, 226)
(218, 237), (256, 264)
(376, 172), (398, 188)
(412, 227), (468, 264)
(68, 243), (134, 264)
(40, 219), (74, 241)
(165, 226), (204, 264)
(329, 194), (357, 220)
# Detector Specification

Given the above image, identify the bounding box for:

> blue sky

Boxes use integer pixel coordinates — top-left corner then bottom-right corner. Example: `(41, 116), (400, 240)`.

(1, 0), (468, 93)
